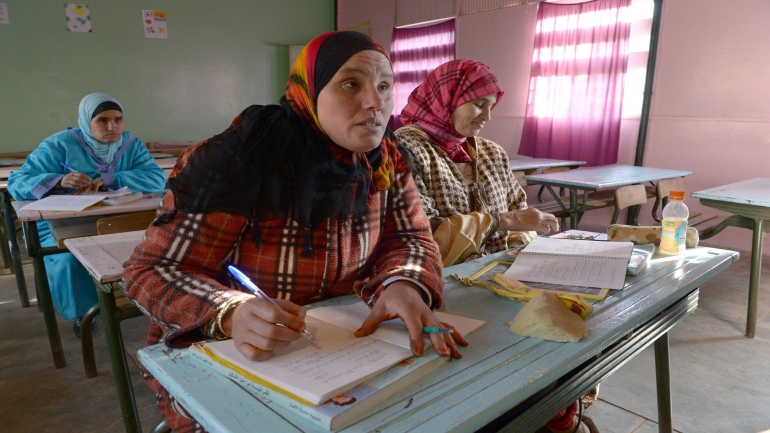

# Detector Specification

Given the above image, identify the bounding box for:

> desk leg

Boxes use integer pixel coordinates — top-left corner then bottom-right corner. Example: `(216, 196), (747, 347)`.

(2, 191), (29, 307)
(100, 284), (141, 433)
(0, 214), (11, 271)
(746, 219), (765, 338)
(654, 333), (673, 433)
(569, 189), (579, 230)
(25, 221), (66, 368)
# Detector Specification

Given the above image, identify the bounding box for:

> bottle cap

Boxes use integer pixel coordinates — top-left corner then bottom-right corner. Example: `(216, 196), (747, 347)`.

(669, 190), (685, 200)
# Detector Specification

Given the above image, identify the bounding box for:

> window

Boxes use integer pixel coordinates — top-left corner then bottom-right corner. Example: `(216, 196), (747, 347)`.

(390, 19), (455, 129)
(519, 0), (633, 166)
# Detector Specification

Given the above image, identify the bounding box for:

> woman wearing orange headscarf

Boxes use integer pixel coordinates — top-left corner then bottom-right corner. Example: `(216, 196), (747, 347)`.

(125, 31), (467, 432)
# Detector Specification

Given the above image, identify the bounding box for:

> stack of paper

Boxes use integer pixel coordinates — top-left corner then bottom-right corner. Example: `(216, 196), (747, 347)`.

(20, 187), (134, 212)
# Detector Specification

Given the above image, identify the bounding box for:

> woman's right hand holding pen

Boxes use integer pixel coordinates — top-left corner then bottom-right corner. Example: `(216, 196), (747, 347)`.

(59, 171), (94, 189)
(223, 298), (308, 361)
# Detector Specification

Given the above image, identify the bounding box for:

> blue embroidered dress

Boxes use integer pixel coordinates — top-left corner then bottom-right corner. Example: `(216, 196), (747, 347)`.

(8, 128), (165, 319)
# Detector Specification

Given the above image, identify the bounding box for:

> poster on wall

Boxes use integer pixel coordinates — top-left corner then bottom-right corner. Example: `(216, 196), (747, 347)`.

(346, 21), (371, 36)
(65, 4), (91, 32)
(142, 10), (168, 39)
(0, 3), (9, 25)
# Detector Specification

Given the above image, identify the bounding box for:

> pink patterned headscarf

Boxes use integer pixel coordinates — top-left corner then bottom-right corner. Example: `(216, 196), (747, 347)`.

(400, 60), (504, 163)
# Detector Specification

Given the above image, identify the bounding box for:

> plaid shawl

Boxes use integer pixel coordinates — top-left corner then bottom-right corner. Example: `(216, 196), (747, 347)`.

(400, 60), (504, 163)
(395, 125), (528, 257)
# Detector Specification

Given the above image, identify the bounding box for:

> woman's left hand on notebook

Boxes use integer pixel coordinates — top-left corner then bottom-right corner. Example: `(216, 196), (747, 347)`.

(354, 282), (468, 359)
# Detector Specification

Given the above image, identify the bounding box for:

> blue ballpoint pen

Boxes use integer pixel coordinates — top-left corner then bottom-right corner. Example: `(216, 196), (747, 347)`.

(59, 162), (77, 172)
(227, 265), (317, 343)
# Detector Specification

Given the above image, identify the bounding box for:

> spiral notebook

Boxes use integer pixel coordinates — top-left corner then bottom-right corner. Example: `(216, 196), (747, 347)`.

(503, 237), (634, 290)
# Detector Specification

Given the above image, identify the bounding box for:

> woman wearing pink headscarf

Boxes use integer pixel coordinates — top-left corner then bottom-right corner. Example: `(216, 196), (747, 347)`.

(395, 60), (560, 267)
(396, 60), (596, 433)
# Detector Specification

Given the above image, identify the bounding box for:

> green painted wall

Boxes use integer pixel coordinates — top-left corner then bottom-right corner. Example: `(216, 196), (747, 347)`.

(0, 1), (334, 152)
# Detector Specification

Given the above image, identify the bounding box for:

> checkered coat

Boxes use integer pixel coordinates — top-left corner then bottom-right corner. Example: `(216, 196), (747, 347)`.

(395, 125), (529, 258)
(124, 167), (443, 432)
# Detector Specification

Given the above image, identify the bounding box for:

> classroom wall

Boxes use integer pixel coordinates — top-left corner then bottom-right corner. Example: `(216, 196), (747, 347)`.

(641, 0), (770, 253)
(0, 0), (334, 152)
(338, 0), (770, 254)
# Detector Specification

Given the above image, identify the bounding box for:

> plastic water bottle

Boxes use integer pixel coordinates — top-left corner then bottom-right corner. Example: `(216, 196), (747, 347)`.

(659, 190), (689, 256)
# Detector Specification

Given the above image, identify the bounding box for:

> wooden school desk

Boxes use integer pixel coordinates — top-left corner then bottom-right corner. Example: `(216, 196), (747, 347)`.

(692, 178), (770, 338)
(65, 231), (146, 433)
(0, 180), (29, 307)
(508, 158), (586, 174)
(153, 157), (177, 170)
(133, 246), (737, 433)
(12, 196), (162, 370)
(525, 165), (692, 230)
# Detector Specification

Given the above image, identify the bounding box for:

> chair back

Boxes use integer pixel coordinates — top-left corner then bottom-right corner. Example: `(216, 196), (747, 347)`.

(611, 184), (649, 225)
(96, 211), (157, 235)
(542, 166), (570, 175)
(652, 177), (685, 222)
(512, 170), (527, 187)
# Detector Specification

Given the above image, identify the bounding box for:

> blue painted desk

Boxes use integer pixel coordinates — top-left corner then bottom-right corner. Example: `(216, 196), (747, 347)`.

(66, 231), (146, 433)
(692, 178), (770, 338)
(12, 197), (162, 370)
(0, 181), (29, 307)
(137, 246), (737, 433)
(524, 165), (692, 229)
(508, 158), (586, 174)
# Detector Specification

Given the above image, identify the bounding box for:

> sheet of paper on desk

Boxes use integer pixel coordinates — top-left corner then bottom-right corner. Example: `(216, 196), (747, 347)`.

(20, 195), (105, 212)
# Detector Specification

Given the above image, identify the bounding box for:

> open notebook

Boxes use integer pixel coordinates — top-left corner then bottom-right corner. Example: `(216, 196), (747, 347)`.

(504, 236), (634, 290)
(19, 187), (132, 212)
(194, 302), (486, 408)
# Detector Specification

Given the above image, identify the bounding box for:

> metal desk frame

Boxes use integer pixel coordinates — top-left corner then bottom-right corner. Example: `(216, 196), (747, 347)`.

(693, 178), (770, 338)
(525, 166), (692, 230)
(136, 246), (737, 433)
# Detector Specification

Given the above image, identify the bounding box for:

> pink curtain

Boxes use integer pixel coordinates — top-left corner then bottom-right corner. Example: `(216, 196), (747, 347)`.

(519, 0), (631, 166)
(389, 19), (455, 130)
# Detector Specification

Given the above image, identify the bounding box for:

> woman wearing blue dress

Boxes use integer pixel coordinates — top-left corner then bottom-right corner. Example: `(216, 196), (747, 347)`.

(8, 92), (166, 336)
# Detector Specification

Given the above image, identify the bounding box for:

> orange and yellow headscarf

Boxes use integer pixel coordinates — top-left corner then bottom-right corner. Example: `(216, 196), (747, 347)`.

(285, 31), (409, 192)
(170, 31), (412, 236)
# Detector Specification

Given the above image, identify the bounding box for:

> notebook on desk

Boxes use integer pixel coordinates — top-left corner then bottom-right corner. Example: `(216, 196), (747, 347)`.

(192, 302), (486, 430)
(504, 236), (633, 290)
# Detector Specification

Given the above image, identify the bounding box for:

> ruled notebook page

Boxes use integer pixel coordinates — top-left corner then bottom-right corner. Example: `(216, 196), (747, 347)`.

(504, 237), (633, 290)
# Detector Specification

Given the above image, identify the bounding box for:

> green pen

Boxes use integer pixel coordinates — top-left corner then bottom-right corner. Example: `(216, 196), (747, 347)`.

(423, 326), (453, 334)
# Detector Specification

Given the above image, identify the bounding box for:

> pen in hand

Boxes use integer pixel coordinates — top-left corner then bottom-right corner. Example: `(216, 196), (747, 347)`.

(423, 326), (453, 335)
(227, 265), (317, 343)
(59, 162), (77, 173)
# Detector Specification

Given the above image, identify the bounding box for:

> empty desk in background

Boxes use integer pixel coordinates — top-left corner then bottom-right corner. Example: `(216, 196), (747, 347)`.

(153, 157), (177, 170)
(137, 246), (736, 433)
(692, 178), (770, 338)
(508, 158), (586, 174)
(525, 165), (692, 230)
(0, 166), (19, 180)
(66, 231), (146, 433)
(12, 195), (162, 369)
(0, 158), (26, 167)
(153, 157), (177, 181)
(1, 179), (29, 307)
